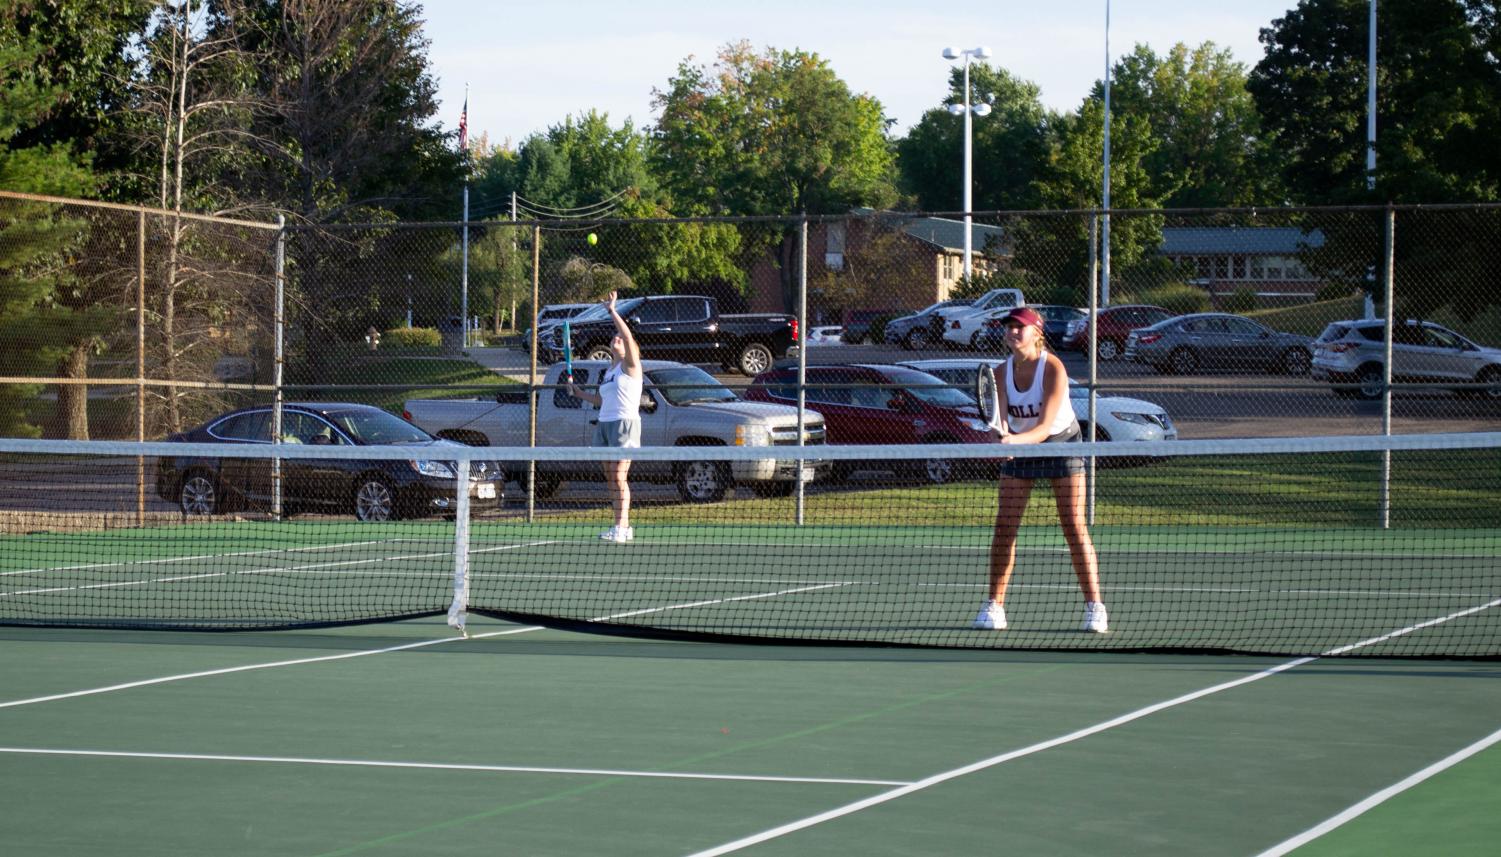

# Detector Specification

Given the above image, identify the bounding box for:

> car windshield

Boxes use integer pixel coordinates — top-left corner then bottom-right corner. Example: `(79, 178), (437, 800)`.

(570, 303), (642, 327)
(324, 408), (435, 445)
(885, 367), (976, 408)
(648, 366), (738, 405)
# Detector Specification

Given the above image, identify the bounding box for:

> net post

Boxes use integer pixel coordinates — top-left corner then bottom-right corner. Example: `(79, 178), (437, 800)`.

(1380, 205), (1395, 529)
(272, 215), (287, 520)
(447, 457), (472, 635)
(795, 215), (808, 525)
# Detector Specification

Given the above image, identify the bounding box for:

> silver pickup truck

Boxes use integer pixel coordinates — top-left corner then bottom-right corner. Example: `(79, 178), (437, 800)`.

(402, 360), (827, 503)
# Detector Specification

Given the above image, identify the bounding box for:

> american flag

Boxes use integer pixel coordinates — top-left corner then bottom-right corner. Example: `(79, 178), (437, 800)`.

(458, 95), (468, 152)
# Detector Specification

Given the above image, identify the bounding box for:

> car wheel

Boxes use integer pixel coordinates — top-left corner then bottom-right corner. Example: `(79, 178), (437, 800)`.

(1169, 347), (1199, 375)
(1096, 339), (1121, 361)
(969, 331), (984, 351)
(1356, 365), (1385, 400)
(738, 342), (773, 376)
(178, 471), (219, 516)
(1476, 366), (1501, 400)
(1282, 347), (1312, 376)
(354, 476), (398, 521)
(586, 344), (613, 362)
(844, 332), (862, 345)
(904, 328), (929, 350)
(922, 457), (955, 484)
(677, 460), (730, 503)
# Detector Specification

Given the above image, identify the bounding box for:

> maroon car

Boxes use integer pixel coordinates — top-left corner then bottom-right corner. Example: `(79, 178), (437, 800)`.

(744, 364), (1001, 483)
(1060, 304), (1174, 361)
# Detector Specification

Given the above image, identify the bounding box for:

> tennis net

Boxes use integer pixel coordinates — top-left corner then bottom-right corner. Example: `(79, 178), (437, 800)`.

(1, 433), (1498, 657)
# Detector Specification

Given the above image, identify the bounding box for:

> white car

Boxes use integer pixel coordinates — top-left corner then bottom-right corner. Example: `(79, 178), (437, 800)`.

(941, 306), (1013, 350)
(897, 358), (1178, 446)
(806, 325), (845, 345)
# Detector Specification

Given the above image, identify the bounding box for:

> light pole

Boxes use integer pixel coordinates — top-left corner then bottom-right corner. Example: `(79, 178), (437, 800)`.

(943, 46), (992, 282)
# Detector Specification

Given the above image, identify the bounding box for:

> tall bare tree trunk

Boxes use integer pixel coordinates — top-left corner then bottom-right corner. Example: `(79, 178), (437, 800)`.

(56, 345), (91, 440)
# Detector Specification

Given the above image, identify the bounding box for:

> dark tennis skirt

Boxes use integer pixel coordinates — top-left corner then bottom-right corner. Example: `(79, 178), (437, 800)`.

(999, 422), (1084, 480)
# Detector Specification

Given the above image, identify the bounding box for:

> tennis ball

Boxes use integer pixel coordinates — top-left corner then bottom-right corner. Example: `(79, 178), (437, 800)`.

(587, 232), (598, 245)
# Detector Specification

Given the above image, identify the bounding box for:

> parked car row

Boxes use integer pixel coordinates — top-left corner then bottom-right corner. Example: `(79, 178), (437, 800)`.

(155, 403), (506, 521)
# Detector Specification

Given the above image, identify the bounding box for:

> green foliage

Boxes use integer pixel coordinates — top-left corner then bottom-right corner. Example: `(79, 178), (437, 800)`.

(1138, 283), (1211, 315)
(1250, 0), (1499, 204)
(1222, 287), (1259, 314)
(896, 64), (1050, 212)
(1109, 42), (1285, 208)
(1249, 0), (1501, 315)
(652, 42), (898, 217)
(382, 326), (442, 348)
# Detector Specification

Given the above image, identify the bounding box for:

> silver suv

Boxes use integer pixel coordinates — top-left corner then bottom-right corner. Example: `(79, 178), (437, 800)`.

(1311, 318), (1501, 399)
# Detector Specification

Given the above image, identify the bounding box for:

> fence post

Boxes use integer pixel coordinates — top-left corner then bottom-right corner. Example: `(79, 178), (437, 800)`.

(1380, 205), (1395, 529)
(272, 215), (286, 520)
(796, 216), (807, 526)
(1086, 213), (1099, 525)
(136, 208), (147, 525)
(527, 224), (541, 524)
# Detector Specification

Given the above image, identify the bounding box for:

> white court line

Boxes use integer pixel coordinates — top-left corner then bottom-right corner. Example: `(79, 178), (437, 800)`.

(0, 625), (540, 711)
(684, 596), (1501, 857)
(1255, 725), (1501, 857)
(0, 541), (558, 600)
(0, 579), (839, 710)
(0, 747), (909, 787)
(918, 581), (1501, 599)
(0, 538), (401, 577)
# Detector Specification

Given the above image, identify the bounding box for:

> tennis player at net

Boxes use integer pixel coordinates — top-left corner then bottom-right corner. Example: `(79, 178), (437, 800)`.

(974, 306), (1108, 633)
(566, 291), (642, 543)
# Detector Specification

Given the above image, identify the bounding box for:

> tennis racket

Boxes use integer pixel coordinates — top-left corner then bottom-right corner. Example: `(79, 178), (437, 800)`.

(975, 363), (1005, 435)
(561, 320), (573, 381)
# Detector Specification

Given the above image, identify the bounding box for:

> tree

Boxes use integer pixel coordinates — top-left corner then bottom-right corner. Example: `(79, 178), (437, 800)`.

(1022, 95), (1165, 302)
(0, 33), (99, 437)
(896, 63), (1051, 212)
(1249, 0), (1501, 316)
(651, 42), (898, 310)
(1110, 42), (1285, 208)
(1249, 0), (1500, 204)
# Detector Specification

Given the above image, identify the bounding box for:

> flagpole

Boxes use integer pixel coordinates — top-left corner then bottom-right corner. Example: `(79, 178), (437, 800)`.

(460, 85), (470, 349)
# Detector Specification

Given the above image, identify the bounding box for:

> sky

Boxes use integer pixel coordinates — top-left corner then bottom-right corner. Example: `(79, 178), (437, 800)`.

(419, 0), (1304, 147)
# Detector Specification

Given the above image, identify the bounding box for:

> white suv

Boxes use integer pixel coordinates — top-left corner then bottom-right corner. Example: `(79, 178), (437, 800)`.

(1311, 318), (1501, 400)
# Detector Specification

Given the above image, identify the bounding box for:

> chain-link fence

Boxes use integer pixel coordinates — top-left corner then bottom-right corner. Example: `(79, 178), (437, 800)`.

(5, 194), (1501, 452)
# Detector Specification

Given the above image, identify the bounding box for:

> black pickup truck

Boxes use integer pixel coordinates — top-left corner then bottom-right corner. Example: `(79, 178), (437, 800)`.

(540, 295), (800, 375)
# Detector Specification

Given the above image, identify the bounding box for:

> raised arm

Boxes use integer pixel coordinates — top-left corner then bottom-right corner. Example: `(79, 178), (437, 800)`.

(607, 291), (642, 375)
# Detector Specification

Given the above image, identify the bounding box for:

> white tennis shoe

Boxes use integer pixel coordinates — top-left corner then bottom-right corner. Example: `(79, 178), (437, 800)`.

(972, 602), (1007, 630)
(1082, 601), (1109, 633)
(599, 526), (634, 543)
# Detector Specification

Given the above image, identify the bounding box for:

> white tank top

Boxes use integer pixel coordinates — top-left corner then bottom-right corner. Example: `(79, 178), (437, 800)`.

(1005, 356), (1076, 436)
(597, 363), (643, 422)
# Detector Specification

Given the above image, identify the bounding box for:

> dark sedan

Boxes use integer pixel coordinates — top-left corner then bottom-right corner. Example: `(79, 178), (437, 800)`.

(1124, 313), (1314, 375)
(155, 403), (504, 521)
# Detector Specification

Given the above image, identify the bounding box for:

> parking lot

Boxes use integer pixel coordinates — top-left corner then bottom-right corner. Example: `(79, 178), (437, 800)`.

(474, 341), (1501, 439)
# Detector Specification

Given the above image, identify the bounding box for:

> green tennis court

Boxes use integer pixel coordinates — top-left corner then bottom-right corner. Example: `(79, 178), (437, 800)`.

(2, 437), (1498, 853)
(2, 614), (1499, 856)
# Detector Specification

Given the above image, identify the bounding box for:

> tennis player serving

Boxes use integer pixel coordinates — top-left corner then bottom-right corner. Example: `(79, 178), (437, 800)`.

(974, 306), (1107, 633)
(566, 290), (643, 543)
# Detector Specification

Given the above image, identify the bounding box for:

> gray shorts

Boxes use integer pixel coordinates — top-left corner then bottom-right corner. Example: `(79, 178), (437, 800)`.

(592, 418), (641, 448)
(999, 422), (1084, 480)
